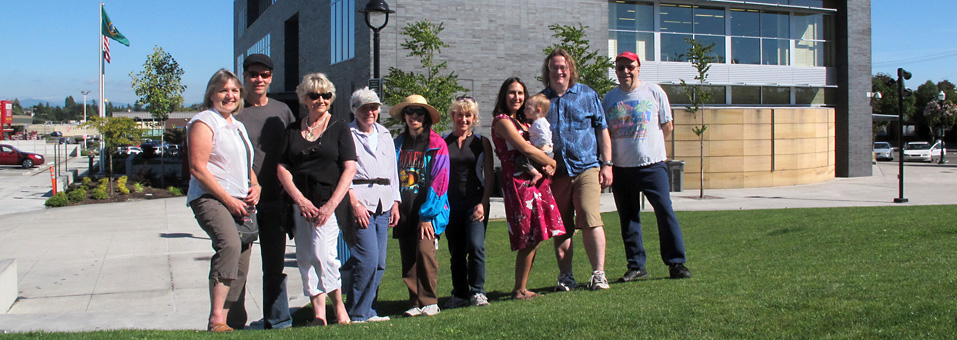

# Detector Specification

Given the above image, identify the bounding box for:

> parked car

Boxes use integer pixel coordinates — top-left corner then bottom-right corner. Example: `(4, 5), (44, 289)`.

(50, 131), (63, 137)
(0, 144), (46, 168)
(903, 141), (946, 162)
(116, 146), (143, 156)
(873, 142), (894, 161)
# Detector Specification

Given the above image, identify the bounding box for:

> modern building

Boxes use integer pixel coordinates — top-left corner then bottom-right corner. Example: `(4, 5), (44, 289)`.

(234, 0), (871, 189)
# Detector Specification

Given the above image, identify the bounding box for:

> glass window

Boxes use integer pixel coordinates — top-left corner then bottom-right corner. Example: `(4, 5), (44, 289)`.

(793, 13), (824, 40)
(763, 87), (791, 104)
(761, 11), (790, 38)
(795, 40), (825, 67)
(731, 86), (761, 104)
(731, 8), (760, 37)
(795, 87), (825, 105)
(762, 39), (790, 65)
(330, 0), (355, 64)
(694, 35), (726, 63)
(704, 86), (728, 104)
(660, 3), (693, 33)
(610, 31), (655, 63)
(749, 0), (788, 4)
(661, 33), (693, 62)
(609, 1), (654, 31)
(790, 0), (825, 7)
(732, 37), (761, 64)
(694, 6), (725, 35)
(662, 85), (691, 105)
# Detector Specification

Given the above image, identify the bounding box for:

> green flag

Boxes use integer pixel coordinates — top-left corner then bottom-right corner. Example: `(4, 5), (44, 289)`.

(101, 7), (130, 46)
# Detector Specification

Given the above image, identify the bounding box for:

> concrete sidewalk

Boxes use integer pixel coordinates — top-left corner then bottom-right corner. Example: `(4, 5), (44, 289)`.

(0, 162), (954, 333)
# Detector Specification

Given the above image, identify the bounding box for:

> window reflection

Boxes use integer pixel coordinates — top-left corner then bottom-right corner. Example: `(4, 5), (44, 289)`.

(660, 3), (693, 33)
(661, 33), (692, 62)
(762, 39), (790, 65)
(761, 11), (789, 38)
(732, 37), (761, 64)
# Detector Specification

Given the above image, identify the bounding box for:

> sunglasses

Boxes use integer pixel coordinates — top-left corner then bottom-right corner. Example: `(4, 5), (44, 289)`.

(456, 95), (476, 102)
(246, 70), (273, 79)
(616, 64), (638, 72)
(403, 107), (428, 117)
(307, 92), (333, 100)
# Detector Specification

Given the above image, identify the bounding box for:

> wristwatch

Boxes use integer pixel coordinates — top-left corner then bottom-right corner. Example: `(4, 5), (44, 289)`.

(602, 160), (614, 167)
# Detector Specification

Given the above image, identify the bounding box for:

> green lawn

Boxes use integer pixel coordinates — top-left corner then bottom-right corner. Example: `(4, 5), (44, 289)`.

(8, 205), (957, 339)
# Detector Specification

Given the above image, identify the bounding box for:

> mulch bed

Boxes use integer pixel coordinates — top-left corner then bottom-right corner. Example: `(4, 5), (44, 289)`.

(64, 181), (179, 206)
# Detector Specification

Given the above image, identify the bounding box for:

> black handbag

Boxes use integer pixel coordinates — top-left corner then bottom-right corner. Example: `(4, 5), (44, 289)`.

(236, 128), (259, 244)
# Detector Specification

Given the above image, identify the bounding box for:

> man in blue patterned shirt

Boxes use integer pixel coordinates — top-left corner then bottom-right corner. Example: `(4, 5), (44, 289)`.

(540, 48), (614, 291)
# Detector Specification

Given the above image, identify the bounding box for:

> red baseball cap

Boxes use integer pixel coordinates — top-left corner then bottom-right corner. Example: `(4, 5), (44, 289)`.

(615, 51), (641, 66)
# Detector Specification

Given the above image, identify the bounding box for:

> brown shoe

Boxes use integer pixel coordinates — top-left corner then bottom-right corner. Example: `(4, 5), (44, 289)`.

(511, 289), (537, 300)
(208, 323), (233, 332)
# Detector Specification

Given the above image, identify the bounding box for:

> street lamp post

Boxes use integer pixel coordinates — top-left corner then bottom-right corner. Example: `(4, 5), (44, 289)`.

(360, 0), (395, 81)
(81, 90), (90, 149)
(894, 68), (911, 203)
(937, 91), (947, 164)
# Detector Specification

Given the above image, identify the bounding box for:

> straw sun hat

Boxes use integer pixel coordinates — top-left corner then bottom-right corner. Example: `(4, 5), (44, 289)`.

(389, 94), (441, 123)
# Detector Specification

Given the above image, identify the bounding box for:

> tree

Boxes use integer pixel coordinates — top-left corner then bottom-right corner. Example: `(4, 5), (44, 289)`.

(11, 99), (23, 116)
(922, 101), (957, 142)
(679, 38), (716, 198)
(130, 46), (186, 121)
(542, 23), (616, 97)
(81, 117), (143, 190)
(383, 20), (468, 131)
(130, 45), (186, 187)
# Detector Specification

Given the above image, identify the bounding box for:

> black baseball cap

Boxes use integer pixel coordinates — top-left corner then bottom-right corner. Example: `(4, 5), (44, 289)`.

(243, 54), (274, 71)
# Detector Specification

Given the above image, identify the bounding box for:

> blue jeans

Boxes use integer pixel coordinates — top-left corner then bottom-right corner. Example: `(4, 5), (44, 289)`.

(344, 211), (390, 321)
(611, 162), (687, 270)
(257, 208), (292, 329)
(445, 202), (487, 299)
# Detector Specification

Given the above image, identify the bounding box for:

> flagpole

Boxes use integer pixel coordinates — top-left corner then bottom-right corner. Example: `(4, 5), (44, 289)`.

(98, 2), (106, 174)
(98, 2), (105, 119)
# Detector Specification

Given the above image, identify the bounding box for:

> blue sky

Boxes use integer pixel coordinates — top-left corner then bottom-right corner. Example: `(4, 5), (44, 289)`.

(0, 1), (953, 107)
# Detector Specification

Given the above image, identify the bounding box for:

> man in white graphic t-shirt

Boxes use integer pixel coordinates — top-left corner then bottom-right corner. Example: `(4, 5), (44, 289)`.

(601, 51), (691, 281)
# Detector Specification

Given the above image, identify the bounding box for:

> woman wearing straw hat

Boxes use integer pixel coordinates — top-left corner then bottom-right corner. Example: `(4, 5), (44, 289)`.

(390, 94), (450, 317)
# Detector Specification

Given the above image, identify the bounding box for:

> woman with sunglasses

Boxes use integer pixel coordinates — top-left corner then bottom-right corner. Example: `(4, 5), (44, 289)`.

(277, 72), (357, 326)
(390, 94), (449, 317)
(186, 69), (258, 332)
(491, 77), (565, 300)
(441, 96), (493, 308)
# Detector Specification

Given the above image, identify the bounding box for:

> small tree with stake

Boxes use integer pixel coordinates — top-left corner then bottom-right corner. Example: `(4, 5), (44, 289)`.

(81, 117), (143, 193)
(679, 38), (716, 198)
(130, 45), (186, 187)
(541, 23), (617, 98)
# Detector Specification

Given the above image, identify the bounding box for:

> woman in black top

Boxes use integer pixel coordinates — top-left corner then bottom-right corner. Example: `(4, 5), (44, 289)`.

(442, 96), (494, 308)
(277, 72), (357, 326)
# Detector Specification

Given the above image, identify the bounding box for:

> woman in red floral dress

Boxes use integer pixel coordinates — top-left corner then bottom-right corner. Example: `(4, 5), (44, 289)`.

(490, 77), (565, 300)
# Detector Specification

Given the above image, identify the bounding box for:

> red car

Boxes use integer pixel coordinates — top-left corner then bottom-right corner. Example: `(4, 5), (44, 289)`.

(0, 144), (46, 168)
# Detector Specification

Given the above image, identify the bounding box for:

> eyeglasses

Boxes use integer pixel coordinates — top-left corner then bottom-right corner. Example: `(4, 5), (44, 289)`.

(403, 107), (428, 117)
(307, 92), (333, 100)
(246, 70), (273, 79)
(456, 95), (475, 103)
(616, 64), (638, 72)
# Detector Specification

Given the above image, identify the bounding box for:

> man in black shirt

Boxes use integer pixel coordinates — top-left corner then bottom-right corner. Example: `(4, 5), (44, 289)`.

(235, 54), (296, 329)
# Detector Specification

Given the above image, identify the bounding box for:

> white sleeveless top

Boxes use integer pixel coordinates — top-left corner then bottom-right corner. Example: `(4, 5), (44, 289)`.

(186, 109), (254, 204)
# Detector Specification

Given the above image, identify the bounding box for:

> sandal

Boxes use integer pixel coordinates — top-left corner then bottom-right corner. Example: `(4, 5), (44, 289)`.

(511, 289), (537, 300)
(208, 323), (234, 332)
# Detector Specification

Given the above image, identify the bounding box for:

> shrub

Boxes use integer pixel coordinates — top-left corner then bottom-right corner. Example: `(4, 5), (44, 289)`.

(117, 176), (130, 195)
(167, 186), (184, 197)
(133, 182), (144, 193)
(68, 188), (87, 203)
(91, 188), (109, 200)
(82, 177), (92, 185)
(45, 192), (69, 207)
(98, 178), (109, 186)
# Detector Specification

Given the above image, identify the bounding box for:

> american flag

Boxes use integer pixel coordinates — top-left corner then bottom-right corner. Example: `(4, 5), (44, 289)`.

(103, 35), (111, 63)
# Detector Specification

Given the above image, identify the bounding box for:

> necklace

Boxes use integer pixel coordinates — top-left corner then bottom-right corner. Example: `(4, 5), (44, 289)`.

(304, 114), (330, 140)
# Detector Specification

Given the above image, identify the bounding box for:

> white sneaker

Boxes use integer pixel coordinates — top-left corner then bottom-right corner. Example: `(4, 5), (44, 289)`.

(421, 304), (441, 316)
(354, 315), (391, 323)
(588, 270), (610, 290)
(444, 296), (469, 309)
(555, 272), (577, 291)
(403, 307), (422, 317)
(470, 293), (490, 306)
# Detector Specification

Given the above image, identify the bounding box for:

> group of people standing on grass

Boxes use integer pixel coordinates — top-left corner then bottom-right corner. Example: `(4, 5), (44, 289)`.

(184, 49), (693, 332)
